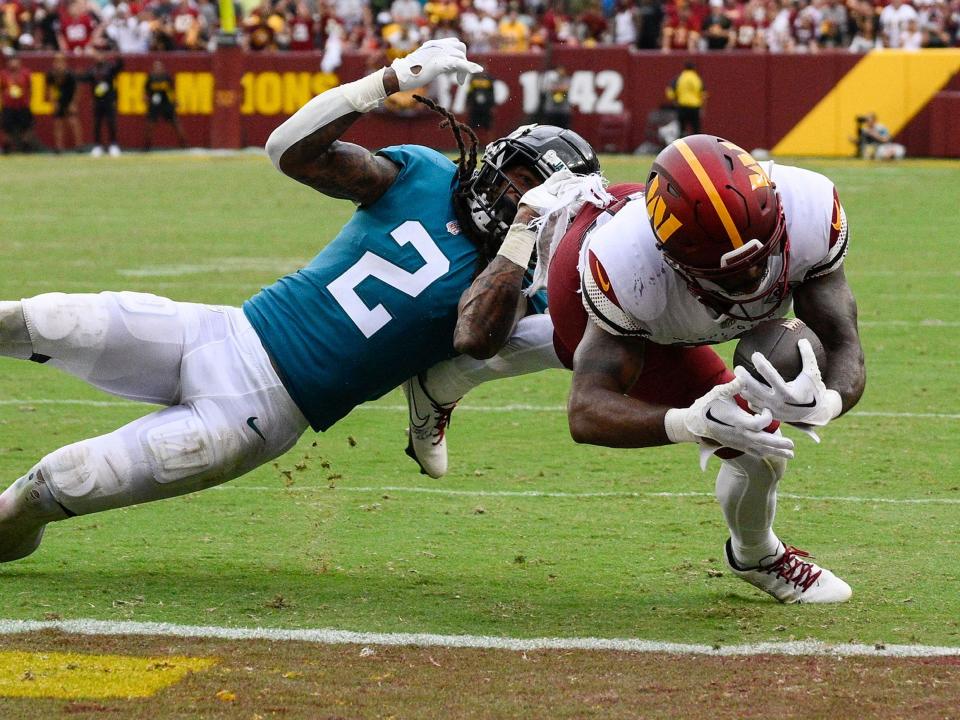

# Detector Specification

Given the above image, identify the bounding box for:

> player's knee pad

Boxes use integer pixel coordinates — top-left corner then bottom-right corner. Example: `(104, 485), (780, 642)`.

(39, 440), (133, 516)
(142, 414), (225, 486)
(21, 292), (111, 361)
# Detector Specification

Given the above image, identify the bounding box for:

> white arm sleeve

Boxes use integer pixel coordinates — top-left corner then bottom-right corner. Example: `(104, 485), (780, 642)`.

(264, 68), (387, 171)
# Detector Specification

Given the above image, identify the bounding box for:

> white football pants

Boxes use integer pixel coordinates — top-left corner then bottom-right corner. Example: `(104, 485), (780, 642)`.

(7, 291), (308, 517)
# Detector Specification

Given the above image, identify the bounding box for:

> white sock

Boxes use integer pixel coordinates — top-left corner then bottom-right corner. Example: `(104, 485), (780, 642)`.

(423, 314), (562, 405)
(715, 453), (786, 567)
(0, 301), (33, 360)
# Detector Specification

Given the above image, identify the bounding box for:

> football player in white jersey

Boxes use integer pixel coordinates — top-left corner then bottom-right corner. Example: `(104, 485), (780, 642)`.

(407, 135), (866, 604)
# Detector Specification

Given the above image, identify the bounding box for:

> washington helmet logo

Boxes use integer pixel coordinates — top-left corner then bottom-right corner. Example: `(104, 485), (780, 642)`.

(720, 141), (771, 191)
(646, 175), (683, 243)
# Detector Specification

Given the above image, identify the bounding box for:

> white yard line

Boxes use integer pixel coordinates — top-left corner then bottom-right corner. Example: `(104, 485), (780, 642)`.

(0, 619), (956, 657)
(219, 484), (960, 506)
(0, 399), (958, 420)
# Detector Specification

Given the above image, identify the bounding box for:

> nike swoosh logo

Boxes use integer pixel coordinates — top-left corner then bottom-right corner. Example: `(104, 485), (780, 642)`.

(785, 398), (818, 408)
(831, 199), (842, 231)
(407, 382), (432, 431)
(246, 416), (266, 442)
(595, 260), (611, 292)
(705, 407), (733, 427)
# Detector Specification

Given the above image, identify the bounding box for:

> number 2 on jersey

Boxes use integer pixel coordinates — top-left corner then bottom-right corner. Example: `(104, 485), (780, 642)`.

(327, 221), (450, 338)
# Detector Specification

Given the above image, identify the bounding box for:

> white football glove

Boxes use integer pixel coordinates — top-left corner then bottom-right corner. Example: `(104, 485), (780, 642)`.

(733, 339), (842, 442)
(391, 38), (483, 91)
(664, 377), (795, 463)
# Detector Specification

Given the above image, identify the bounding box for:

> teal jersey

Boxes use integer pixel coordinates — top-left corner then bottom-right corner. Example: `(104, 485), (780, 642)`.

(243, 146), (479, 431)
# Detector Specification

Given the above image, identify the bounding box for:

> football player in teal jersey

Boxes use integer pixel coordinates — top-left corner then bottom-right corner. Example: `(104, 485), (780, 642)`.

(0, 38), (599, 564)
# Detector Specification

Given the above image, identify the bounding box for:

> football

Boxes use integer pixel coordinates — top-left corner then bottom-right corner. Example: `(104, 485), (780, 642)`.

(733, 318), (827, 385)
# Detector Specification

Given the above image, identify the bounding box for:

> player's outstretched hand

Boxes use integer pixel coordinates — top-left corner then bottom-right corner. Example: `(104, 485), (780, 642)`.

(391, 39), (484, 90)
(674, 378), (795, 460)
(734, 339), (842, 433)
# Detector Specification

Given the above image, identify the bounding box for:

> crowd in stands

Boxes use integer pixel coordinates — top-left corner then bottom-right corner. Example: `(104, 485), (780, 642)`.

(1, 0), (958, 58)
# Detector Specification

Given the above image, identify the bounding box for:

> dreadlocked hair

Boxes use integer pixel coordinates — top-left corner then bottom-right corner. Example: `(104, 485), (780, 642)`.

(413, 95), (498, 268)
(413, 94), (478, 185)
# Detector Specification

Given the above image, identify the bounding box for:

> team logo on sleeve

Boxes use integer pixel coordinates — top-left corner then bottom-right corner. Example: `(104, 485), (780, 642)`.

(588, 250), (621, 305)
(829, 187), (845, 247)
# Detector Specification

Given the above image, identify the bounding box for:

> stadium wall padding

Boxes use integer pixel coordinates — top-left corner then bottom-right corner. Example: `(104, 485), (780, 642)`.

(16, 49), (960, 157)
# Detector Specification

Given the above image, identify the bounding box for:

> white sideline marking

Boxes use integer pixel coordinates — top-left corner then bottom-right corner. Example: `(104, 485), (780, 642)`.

(859, 319), (960, 327)
(0, 399), (958, 420)
(0, 619), (956, 657)
(222, 484), (960, 506)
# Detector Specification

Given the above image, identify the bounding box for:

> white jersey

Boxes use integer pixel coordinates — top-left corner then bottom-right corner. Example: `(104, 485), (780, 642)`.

(580, 163), (848, 346)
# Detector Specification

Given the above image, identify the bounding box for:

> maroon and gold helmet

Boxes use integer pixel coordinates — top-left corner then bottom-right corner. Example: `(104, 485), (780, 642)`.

(646, 135), (789, 320)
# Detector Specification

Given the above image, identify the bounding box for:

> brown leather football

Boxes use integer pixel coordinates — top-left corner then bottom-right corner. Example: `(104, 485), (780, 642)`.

(733, 318), (827, 385)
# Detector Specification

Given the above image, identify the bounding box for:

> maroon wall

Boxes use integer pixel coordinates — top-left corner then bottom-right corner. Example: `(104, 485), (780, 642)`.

(12, 49), (960, 157)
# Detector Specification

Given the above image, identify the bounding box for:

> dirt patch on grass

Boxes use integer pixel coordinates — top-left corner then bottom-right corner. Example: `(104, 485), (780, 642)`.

(0, 631), (958, 719)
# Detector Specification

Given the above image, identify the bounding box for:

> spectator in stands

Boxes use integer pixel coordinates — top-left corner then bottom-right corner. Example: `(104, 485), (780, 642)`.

(244, 0), (284, 51)
(793, 3), (821, 52)
(80, 51), (122, 157)
(731, 0), (767, 50)
(461, 4), (499, 51)
(662, 1), (701, 51)
(0, 54), (39, 152)
(97, 3), (152, 53)
(880, 0), (920, 47)
(613, 0), (640, 45)
(46, 52), (83, 153)
(390, 0), (422, 25)
(287, 2), (319, 51)
(636, 0), (664, 48)
(144, 59), (187, 150)
(578, 0), (609, 44)
(702, 0), (734, 49)
(666, 60), (706, 136)
(170, 0), (206, 51)
(764, 0), (795, 52)
(848, 1), (881, 52)
(901, 17), (925, 46)
(58, 0), (97, 54)
(818, 0), (848, 47)
(498, 5), (530, 51)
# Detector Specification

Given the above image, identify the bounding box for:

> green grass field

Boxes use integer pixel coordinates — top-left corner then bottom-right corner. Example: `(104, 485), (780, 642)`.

(0, 153), (958, 654)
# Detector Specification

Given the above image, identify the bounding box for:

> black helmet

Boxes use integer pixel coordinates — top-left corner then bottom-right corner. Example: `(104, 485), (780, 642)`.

(454, 124), (600, 247)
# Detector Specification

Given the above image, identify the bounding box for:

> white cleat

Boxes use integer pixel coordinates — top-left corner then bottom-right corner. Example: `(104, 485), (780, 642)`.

(403, 373), (458, 479)
(0, 471), (68, 563)
(725, 539), (852, 604)
(90, 145), (104, 157)
(108, 144), (121, 157)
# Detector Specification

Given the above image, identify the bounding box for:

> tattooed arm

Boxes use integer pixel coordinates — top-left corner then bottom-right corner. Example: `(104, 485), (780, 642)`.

(266, 69), (402, 206)
(566, 322), (671, 447)
(265, 38), (481, 206)
(453, 206), (537, 359)
(792, 266), (866, 414)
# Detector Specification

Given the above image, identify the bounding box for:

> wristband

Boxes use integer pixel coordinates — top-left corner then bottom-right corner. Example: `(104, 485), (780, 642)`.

(664, 408), (698, 444)
(341, 68), (387, 113)
(496, 223), (537, 268)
